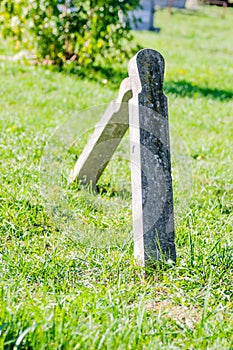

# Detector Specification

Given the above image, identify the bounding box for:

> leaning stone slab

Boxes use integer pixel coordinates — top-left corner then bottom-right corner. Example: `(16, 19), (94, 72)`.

(69, 78), (132, 188)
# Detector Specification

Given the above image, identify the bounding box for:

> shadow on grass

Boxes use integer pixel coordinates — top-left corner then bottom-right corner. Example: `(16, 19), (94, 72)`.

(67, 68), (233, 101)
(96, 183), (131, 200)
(164, 80), (233, 101)
(8, 57), (232, 99)
(87, 65), (129, 88)
(65, 62), (233, 99)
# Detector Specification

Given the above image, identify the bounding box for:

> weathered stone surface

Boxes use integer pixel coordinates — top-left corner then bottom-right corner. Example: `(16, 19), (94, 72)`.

(69, 78), (132, 187)
(128, 49), (176, 265)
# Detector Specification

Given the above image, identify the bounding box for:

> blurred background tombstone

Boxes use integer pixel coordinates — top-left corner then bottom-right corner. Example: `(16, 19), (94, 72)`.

(128, 0), (198, 32)
(129, 0), (155, 30)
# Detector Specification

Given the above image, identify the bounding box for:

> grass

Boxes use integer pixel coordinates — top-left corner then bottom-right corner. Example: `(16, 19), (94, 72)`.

(0, 5), (233, 349)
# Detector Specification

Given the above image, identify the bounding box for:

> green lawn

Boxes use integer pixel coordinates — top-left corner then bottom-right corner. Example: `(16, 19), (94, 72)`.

(0, 6), (233, 349)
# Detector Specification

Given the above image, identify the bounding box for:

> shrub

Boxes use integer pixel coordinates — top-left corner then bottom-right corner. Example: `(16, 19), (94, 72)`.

(0, 0), (140, 68)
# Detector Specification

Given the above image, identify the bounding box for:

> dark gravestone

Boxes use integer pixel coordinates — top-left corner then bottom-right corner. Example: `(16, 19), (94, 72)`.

(70, 49), (176, 266)
(128, 49), (176, 265)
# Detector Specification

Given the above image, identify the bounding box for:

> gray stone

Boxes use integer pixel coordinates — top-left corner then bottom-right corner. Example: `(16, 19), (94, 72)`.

(129, 0), (155, 31)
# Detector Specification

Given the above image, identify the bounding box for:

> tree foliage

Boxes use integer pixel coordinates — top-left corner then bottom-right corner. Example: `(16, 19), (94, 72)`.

(0, 0), (140, 67)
